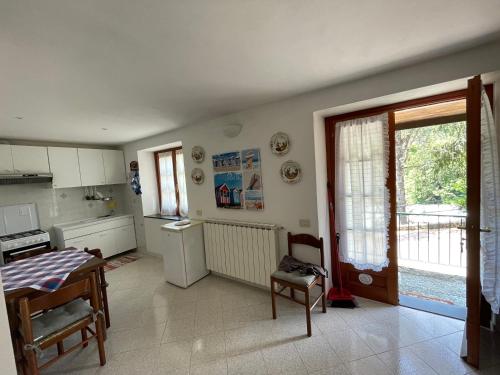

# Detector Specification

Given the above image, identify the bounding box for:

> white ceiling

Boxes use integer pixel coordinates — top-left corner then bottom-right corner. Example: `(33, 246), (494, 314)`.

(1, 0), (500, 145)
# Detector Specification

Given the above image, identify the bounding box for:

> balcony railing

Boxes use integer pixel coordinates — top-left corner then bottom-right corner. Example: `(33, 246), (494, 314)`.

(397, 212), (467, 275)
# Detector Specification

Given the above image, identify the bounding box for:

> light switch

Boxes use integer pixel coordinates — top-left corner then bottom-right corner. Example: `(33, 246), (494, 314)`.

(299, 219), (310, 228)
(196, 209), (203, 217)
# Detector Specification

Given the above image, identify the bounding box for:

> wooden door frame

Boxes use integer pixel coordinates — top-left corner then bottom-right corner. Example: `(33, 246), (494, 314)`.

(154, 146), (183, 216)
(324, 85), (493, 306)
(465, 75), (482, 368)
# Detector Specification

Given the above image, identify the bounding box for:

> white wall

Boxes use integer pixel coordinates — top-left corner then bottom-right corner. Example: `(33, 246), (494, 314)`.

(123, 39), (500, 286)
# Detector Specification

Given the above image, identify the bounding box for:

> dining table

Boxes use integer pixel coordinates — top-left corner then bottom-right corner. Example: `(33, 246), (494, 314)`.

(1, 250), (108, 367)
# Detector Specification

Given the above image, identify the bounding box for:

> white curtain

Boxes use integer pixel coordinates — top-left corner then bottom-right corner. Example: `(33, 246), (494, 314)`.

(480, 89), (500, 314)
(158, 151), (177, 215)
(175, 150), (189, 217)
(335, 113), (390, 271)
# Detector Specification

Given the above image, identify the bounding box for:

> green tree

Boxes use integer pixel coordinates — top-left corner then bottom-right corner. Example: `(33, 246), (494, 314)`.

(399, 122), (466, 209)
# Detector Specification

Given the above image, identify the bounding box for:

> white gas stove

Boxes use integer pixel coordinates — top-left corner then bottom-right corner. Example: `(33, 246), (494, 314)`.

(0, 203), (51, 264)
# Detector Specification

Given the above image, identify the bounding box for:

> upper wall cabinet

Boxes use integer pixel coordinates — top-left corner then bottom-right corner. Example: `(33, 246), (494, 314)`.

(103, 149), (127, 184)
(48, 147), (82, 188)
(11, 145), (50, 174)
(0, 145), (14, 173)
(78, 148), (106, 186)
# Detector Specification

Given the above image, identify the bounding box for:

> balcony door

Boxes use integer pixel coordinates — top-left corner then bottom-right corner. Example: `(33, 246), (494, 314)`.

(325, 76), (492, 368)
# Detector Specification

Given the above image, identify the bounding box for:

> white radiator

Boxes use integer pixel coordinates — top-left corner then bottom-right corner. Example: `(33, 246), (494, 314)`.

(203, 219), (280, 287)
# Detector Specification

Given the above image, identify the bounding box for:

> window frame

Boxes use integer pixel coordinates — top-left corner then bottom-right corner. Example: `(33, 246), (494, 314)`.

(154, 146), (183, 216)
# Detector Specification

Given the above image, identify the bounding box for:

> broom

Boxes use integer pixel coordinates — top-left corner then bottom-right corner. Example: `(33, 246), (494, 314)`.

(326, 182), (357, 308)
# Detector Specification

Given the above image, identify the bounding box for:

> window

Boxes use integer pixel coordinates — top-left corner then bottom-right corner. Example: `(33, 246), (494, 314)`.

(154, 147), (188, 217)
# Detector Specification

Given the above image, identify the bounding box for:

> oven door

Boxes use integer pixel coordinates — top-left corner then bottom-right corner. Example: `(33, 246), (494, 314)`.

(1, 242), (51, 264)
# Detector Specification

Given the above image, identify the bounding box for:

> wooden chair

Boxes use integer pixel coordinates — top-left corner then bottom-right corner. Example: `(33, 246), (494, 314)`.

(270, 233), (327, 337)
(17, 272), (106, 375)
(83, 248), (111, 329)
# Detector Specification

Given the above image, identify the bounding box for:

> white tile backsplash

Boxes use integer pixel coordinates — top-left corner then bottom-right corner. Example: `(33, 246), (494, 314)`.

(0, 183), (131, 244)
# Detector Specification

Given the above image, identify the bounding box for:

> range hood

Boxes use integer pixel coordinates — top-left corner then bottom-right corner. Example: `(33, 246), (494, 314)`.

(0, 173), (53, 185)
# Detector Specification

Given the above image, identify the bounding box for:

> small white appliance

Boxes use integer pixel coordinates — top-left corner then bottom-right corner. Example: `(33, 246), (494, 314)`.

(161, 220), (208, 288)
(0, 203), (50, 264)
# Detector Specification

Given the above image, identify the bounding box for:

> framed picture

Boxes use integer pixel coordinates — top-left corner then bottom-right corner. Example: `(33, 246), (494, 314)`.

(214, 172), (243, 209)
(212, 151), (241, 172)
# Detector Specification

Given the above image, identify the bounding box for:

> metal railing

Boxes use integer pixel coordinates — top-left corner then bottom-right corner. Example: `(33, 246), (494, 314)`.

(397, 212), (466, 269)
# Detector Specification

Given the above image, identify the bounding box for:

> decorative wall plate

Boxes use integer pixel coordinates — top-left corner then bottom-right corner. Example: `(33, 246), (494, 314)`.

(270, 132), (290, 155)
(191, 146), (205, 163)
(191, 168), (205, 185)
(280, 160), (301, 184)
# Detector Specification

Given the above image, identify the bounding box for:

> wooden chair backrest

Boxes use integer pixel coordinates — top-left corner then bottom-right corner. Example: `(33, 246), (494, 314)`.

(287, 232), (324, 268)
(27, 278), (91, 314)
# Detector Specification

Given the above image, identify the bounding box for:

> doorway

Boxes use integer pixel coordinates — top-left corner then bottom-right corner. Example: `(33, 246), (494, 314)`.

(394, 100), (467, 319)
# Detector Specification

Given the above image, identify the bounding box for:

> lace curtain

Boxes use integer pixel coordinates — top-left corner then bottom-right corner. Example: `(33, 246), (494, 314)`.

(175, 150), (189, 217)
(158, 151), (177, 215)
(480, 89), (500, 314)
(335, 113), (390, 271)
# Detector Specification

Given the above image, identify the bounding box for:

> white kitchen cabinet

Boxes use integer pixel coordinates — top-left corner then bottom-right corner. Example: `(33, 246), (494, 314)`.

(64, 233), (98, 250)
(11, 145), (50, 173)
(53, 215), (137, 258)
(78, 148), (106, 186)
(48, 147), (82, 188)
(103, 149), (126, 184)
(115, 224), (137, 253)
(0, 145), (13, 173)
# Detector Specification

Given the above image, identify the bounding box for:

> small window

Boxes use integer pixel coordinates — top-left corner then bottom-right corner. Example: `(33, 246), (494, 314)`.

(154, 147), (188, 217)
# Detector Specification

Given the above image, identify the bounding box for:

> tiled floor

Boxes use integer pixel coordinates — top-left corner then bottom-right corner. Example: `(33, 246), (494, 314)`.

(39, 254), (500, 375)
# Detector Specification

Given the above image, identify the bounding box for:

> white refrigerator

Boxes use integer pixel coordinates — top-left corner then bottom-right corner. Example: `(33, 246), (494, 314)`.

(161, 220), (208, 288)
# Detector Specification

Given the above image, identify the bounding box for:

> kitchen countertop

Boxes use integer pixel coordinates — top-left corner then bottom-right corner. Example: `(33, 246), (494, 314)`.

(161, 219), (204, 232)
(53, 214), (133, 230)
(144, 214), (187, 221)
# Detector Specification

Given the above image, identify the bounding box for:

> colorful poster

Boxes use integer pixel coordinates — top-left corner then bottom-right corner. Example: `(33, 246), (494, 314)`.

(214, 172), (243, 209)
(242, 148), (264, 210)
(245, 191), (264, 210)
(212, 151), (241, 172)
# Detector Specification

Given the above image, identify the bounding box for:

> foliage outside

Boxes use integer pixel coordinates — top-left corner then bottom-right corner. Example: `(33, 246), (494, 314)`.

(396, 122), (466, 211)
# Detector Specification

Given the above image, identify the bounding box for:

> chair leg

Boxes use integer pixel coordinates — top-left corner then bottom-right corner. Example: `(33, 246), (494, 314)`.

(57, 341), (64, 355)
(95, 317), (106, 366)
(322, 277), (327, 313)
(99, 267), (111, 329)
(24, 346), (39, 375)
(270, 278), (277, 320)
(81, 328), (88, 348)
(305, 288), (312, 337)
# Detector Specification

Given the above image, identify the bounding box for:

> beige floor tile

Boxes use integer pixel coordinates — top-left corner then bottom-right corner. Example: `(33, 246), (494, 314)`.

(261, 341), (308, 374)
(156, 339), (192, 370)
(161, 317), (196, 343)
(326, 329), (374, 362)
(226, 350), (268, 375)
(346, 355), (394, 375)
(43, 256), (498, 375)
(191, 332), (227, 365)
(190, 358), (228, 375)
(308, 364), (351, 375)
(409, 339), (475, 375)
(377, 347), (437, 375)
(294, 335), (343, 372)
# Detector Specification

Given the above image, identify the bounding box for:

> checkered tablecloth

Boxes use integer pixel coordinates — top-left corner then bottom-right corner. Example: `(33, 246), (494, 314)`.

(1, 249), (94, 293)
